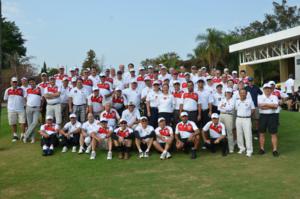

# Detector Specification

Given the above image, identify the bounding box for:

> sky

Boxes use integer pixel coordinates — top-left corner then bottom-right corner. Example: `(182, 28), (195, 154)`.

(2, 0), (300, 71)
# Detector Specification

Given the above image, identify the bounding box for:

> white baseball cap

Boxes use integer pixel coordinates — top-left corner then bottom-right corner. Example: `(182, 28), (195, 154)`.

(211, 113), (219, 119)
(138, 66), (145, 70)
(119, 119), (127, 124)
(180, 112), (188, 117)
(46, 115), (53, 120)
(263, 83), (272, 89)
(130, 79), (137, 84)
(140, 116), (148, 121)
(173, 80), (180, 85)
(206, 76), (213, 80)
(144, 76), (151, 81)
(92, 86), (99, 91)
(232, 70), (238, 74)
(269, 81), (276, 85)
(153, 80), (161, 85)
(161, 65), (167, 69)
(129, 68), (135, 72)
(148, 65), (153, 69)
(71, 77), (77, 82)
(100, 118), (108, 123)
(225, 88), (233, 93)
(63, 77), (69, 81)
(158, 117), (166, 123)
(69, 113), (76, 118)
(115, 87), (122, 91)
(99, 72), (106, 77)
(11, 77), (18, 82)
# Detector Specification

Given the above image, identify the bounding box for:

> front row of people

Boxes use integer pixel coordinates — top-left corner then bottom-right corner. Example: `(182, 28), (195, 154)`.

(39, 111), (229, 160)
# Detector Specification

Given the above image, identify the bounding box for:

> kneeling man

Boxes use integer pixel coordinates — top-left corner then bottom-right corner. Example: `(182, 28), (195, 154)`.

(39, 115), (59, 156)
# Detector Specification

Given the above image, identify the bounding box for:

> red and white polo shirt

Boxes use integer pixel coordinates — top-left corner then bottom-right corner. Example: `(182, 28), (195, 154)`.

(4, 87), (25, 112)
(175, 120), (198, 139)
(202, 121), (226, 139)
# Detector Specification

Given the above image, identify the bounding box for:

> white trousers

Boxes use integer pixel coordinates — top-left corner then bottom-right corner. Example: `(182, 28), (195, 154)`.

(220, 113), (234, 152)
(236, 118), (253, 154)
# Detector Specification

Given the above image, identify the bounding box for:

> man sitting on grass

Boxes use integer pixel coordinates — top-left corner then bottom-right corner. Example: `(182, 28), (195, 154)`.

(112, 119), (134, 159)
(202, 113), (228, 156)
(39, 115), (59, 156)
(134, 116), (155, 158)
(59, 113), (81, 153)
(153, 117), (174, 160)
(90, 118), (113, 160)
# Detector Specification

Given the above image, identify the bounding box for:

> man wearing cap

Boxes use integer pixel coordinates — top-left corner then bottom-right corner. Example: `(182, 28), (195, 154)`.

(123, 80), (142, 109)
(178, 66), (186, 82)
(23, 78), (42, 143)
(158, 66), (172, 82)
(134, 116), (155, 158)
(235, 88), (255, 157)
(258, 83), (280, 157)
(44, 76), (62, 126)
(81, 69), (93, 95)
(54, 66), (68, 87)
(38, 73), (49, 122)
(245, 77), (263, 139)
(121, 102), (141, 129)
(153, 117), (174, 160)
(4, 77), (26, 142)
(113, 70), (126, 90)
(231, 71), (239, 84)
(39, 115), (59, 156)
(90, 118), (113, 160)
(112, 87), (127, 116)
(88, 67), (100, 87)
(190, 66), (199, 84)
(172, 80), (184, 125)
(69, 78), (89, 123)
(146, 80), (161, 128)
(136, 67), (146, 91)
(79, 113), (100, 154)
(97, 73), (113, 102)
(87, 87), (104, 119)
(175, 112), (200, 159)
(100, 102), (120, 129)
(180, 81), (201, 124)
(205, 76), (215, 94)
(60, 77), (71, 126)
(112, 119), (134, 159)
(59, 114), (81, 153)
(202, 113), (227, 156)
(218, 88), (235, 153)
(212, 84), (224, 114)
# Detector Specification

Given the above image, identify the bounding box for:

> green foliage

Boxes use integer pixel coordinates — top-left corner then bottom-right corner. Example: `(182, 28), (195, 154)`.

(82, 49), (101, 71)
(41, 62), (47, 74)
(141, 52), (181, 69)
(47, 68), (59, 77)
(1, 18), (26, 69)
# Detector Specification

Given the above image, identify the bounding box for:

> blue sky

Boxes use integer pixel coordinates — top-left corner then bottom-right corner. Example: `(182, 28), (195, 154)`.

(3, 0), (300, 70)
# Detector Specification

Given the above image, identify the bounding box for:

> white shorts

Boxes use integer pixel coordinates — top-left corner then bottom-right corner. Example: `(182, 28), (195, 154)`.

(84, 136), (91, 145)
(96, 133), (108, 140)
(8, 111), (26, 125)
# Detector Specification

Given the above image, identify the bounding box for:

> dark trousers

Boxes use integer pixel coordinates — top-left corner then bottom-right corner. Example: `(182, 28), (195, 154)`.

(185, 110), (198, 124)
(60, 134), (80, 147)
(205, 138), (228, 154)
(134, 130), (155, 140)
(212, 105), (220, 114)
(199, 109), (210, 128)
(173, 110), (180, 127)
(148, 107), (159, 128)
(41, 134), (57, 147)
(158, 112), (173, 126)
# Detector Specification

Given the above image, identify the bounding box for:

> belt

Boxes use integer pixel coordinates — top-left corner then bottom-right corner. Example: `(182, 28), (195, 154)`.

(48, 103), (59, 106)
(28, 106), (40, 108)
(237, 116), (251, 118)
(221, 112), (233, 115)
(74, 104), (86, 106)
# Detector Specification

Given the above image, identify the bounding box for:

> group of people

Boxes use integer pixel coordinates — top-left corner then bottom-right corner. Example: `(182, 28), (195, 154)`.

(4, 63), (292, 159)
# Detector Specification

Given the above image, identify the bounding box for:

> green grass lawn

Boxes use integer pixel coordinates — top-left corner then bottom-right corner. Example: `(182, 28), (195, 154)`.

(0, 109), (300, 199)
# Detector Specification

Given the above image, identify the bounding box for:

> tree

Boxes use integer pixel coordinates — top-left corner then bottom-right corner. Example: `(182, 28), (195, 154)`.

(48, 68), (59, 77)
(82, 49), (101, 71)
(141, 52), (181, 69)
(1, 18), (26, 69)
(41, 61), (47, 73)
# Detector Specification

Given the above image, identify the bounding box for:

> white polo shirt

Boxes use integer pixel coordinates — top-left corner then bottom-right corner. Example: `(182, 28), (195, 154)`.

(88, 75), (100, 86)
(212, 92), (224, 107)
(285, 78), (294, 94)
(44, 85), (61, 105)
(40, 123), (59, 136)
(100, 109), (120, 128)
(141, 86), (152, 99)
(172, 90), (184, 110)
(175, 120), (198, 139)
(97, 82), (112, 97)
(135, 124), (154, 138)
(97, 126), (113, 139)
(69, 87), (89, 105)
(82, 78), (93, 95)
(60, 85), (71, 104)
(121, 108), (141, 127)
(181, 92), (200, 111)
(158, 73), (172, 82)
(82, 120), (100, 135)
(25, 87), (42, 107)
(196, 88), (213, 110)
(38, 82), (49, 96)
(202, 121), (226, 139)
(146, 90), (161, 108)
(4, 87), (25, 112)
(113, 127), (133, 138)
(158, 93), (175, 113)
(258, 94), (278, 114)
(155, 126), (173, 143)
(113, 78), (126, 90)
(218, 98), (235, 114)
(63, 121), (81, 136)
(235, 98), (255, 117)
(123, 88), (141, 108)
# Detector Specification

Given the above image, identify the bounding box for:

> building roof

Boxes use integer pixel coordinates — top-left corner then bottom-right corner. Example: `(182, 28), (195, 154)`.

(229, 26), (300, 53)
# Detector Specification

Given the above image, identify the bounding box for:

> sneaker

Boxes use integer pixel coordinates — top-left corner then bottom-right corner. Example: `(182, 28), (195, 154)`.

(238, 149), (245, 154)
(191, 149), (197, 159)
(72, 146), (77, 153)
(90, 151), (96, 160)
(160, 152), (166, 160)
(258, 149), (265, 155)
(166, 152), (172, 159)
(42, 149), (48, 156)
(229, 150), (234, 154)
(20, 133), (25, 140)
(246, 152), (252, 157)
(12, 135), (19, 142)
(139, 151), (144, 158)
(272, 150), (279, 157)
(107, 151), (112, 160)
(124, 152), (129, 160)
(253, 136), (258, 140)
(201, 146), (207, 150)
(78, 147), (84, 154)
(30, 138), (35, 144)
(62, 146), (68, 153)
(144, 152), (149, 158)
(118, 152), (124, 159)
(85, 145), (91, 154)
(48, 149), (54, 156)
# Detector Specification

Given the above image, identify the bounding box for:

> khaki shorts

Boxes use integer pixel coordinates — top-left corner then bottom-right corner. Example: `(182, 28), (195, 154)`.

(252, 107), (260, 120)
(8, 111), (26, 125)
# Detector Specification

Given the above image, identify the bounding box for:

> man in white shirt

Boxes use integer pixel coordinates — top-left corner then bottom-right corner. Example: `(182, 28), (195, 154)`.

(88, 67), (100, 86)
(24, 78), (42, 143)
(69, 78), (89, 123)
(59, 114), (81, 153)
(60, 77), (71, 126)
(235, 88), (255, 157)
(99, 102), (120, 128)
(122, 80), (141, 109)
(285, 74), (294, 96)
(39, 115), (59, 156)
(44, 76), (62, 126)
(3, 77), (26, 142)
(202, 113), (227, 156)
(121, 102), (141, 129)
(87, 87), (104, 119)
(153, 117), (174, 160)
(175, 112), (200, 159)
(258, 83), (280, 157)
(134, 116), (155, 158)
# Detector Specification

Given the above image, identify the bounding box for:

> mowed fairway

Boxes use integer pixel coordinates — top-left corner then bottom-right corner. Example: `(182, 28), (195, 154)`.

(0, 109), (300, 199)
